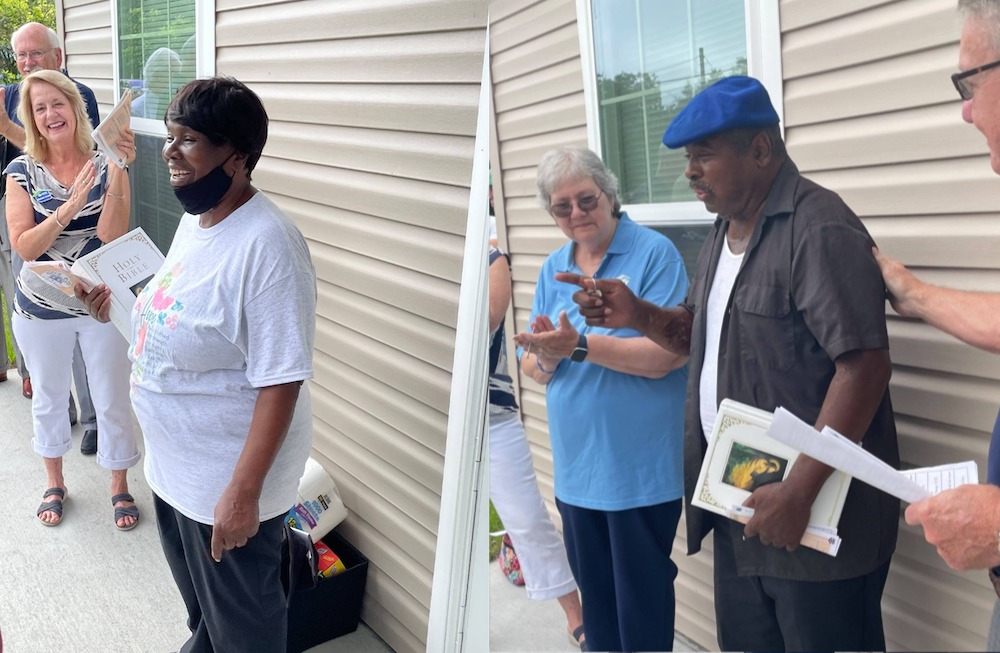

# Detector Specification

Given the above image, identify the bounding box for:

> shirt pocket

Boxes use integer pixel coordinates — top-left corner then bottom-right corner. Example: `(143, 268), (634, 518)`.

(734, 284), (795, 371)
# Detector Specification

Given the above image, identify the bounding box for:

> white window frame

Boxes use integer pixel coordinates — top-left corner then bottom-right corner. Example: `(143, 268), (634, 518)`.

(575, 0), (784, 226)
(110, 0), (216, 137)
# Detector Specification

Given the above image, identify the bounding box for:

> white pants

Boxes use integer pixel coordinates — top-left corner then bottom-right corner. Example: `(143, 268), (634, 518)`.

(490, 412), (577, 601)
(13, 313), (139, 470)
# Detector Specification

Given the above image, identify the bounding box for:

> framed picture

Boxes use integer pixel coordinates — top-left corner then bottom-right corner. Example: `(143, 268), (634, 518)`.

(692, 399), (851, 530)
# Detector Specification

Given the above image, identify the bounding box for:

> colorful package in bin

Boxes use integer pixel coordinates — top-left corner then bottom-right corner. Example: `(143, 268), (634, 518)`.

(314, 539), (347, 578)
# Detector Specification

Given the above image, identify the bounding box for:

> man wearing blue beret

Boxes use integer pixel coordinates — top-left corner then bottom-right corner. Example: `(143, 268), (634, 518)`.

(557, 75), (898, 651)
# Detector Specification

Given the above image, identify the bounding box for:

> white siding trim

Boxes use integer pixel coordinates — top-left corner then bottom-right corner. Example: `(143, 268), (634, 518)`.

(426, 40), (491, 653)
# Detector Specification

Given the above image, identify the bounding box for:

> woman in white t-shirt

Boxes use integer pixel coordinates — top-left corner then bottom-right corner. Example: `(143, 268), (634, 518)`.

(78, 77), (317, 653)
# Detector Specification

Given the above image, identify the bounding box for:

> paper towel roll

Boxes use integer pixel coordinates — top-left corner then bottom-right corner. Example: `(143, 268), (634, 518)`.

(286, 457), (348, 540)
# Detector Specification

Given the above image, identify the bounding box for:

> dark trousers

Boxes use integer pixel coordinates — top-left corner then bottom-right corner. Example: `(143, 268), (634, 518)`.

(154, 494), (288, 653)
(557, 497), (682, 652)
(713, 517), (890, 652)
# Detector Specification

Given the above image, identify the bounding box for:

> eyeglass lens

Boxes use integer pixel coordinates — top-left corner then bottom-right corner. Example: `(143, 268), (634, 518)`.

(551, 194), (600, 218)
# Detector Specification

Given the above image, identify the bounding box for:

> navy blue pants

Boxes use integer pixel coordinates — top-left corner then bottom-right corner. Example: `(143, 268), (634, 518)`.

(154, 494), (288, 653)
(713, 517), (890, 652)
(557, 498), (682, 652)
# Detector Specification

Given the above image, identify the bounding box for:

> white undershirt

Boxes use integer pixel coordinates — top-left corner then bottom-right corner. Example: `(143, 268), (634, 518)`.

(699, 237), (744, 442)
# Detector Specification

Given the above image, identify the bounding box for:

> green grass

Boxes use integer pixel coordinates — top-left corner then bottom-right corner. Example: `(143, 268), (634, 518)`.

(489, 500), (504, 561)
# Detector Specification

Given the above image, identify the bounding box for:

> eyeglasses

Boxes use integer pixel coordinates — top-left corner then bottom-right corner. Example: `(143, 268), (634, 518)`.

(14, 48), (54, 62)
(549, 190), (605, 218)
(952, 57), (1000, 100)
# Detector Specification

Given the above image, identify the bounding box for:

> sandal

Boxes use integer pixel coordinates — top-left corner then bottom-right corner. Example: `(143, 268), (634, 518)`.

(112, 493), (140, 531)
(568, 625), (587, 651)
(36, 487), (67, 526)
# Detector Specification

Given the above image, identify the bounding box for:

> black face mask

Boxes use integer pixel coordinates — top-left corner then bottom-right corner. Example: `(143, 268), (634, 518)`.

(172, 156), (235, 215)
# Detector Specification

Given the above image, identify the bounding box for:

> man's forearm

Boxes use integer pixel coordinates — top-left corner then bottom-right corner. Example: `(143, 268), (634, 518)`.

(636, 302), (693, 355)
(0, 117), (26, 151)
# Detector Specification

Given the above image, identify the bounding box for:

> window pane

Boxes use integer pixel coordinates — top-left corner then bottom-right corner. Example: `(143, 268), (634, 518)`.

(130, 133), (183, 252)
(118, 0), (196, 121)
(653, 223), (713, 281)
(592, 0), (748, 206)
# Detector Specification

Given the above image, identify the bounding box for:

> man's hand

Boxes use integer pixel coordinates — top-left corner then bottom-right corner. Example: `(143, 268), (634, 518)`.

(210, 483), (262, 563)
(905, 483), (1000, 570)
(873, 247), (923, 319)
(554, 272), (643, 330)
(742, 482), (812, 551)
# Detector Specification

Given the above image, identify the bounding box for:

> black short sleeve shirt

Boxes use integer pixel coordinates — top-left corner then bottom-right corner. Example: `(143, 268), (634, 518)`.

(682, 159), (899, 581)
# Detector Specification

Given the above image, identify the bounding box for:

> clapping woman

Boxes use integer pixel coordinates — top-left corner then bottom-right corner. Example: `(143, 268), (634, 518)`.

(4, 69), (138, 529)
(514, 147), (689, 652)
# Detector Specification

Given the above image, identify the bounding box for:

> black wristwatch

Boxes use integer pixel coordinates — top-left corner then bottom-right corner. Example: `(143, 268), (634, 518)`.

(570, 334), (589, 362)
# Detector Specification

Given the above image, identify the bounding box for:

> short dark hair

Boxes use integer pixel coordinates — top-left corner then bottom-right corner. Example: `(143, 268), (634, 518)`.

(719, 125), (786, 160)
(165, 77), (268, 175)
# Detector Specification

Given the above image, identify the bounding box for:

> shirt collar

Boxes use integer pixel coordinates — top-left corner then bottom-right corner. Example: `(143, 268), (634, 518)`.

(560, 211), (638, 270)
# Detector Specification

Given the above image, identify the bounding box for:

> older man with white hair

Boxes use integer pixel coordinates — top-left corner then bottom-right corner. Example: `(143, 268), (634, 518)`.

(876, 1), (1000, 648)
(0, 22), (101, 454)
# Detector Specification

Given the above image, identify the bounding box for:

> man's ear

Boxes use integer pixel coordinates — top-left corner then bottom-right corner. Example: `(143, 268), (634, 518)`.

(751, 131), (772, 167)
(54, 47), (64, 71)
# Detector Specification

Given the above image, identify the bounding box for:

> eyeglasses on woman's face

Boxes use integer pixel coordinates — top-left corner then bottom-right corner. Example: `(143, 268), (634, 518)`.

(549, 190), (605, 218)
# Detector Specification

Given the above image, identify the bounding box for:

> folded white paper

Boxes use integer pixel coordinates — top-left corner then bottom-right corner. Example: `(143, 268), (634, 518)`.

(768, 407), (978, 504)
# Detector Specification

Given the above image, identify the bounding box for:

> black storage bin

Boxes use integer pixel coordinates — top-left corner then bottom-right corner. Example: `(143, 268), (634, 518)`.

(287, 529), (369, 653)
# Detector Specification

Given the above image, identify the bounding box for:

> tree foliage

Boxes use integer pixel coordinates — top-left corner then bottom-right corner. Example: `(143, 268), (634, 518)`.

(0, 0), (57, 85)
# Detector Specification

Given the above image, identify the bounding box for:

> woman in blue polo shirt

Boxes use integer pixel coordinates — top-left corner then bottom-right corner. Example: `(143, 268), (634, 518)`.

(514, 146), (689, 653)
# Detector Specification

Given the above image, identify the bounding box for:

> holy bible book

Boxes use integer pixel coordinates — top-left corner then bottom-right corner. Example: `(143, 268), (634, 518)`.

(26, 227), (164, 339)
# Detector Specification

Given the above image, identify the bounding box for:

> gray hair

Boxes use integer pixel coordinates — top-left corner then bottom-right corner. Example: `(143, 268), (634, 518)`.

(959, 1), (1000, 52)
(10, 23), (59, 51)
(536, 147), (621, 217)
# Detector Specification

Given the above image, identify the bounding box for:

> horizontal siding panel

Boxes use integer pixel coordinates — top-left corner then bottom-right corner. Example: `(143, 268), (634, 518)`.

(363, 567), (432, 643)
(896, 415), (989, 470)
(310, 245), (459, 328)
(491, 0), (577, 56)
(256, 159), (468, 239)
(317, 284), (456, 371)
(781, 0), (957, 79)
(360, 604), (424, 653)
(64, 1), (108, 30)
(805, 158), (1000, 217)
(63, 25), (111, 56)
(245, 84), (479, 137)
(494, 92), (588, 141)
(216, 0), (485, 40)
(216, 32), (483, 83)
(783, 46), (956, 128)
(494, 58), (583, 113)
(293, 201), (464, 282)
(789, 103), (981, 170)
(867, 214), (1000, 269)
(886, 317), (1000, 381)
(311, 408), (441, 537)
(497, 125), (589, 169)
(489, 0), (539, 23)
(492, 23), (580, 82)
(780, 0), (895, 31)
(265, 122), (475, 186)
(890, 366), (1000, 432)
(312, 353), (447, 459)
(314, 318), (452, 410)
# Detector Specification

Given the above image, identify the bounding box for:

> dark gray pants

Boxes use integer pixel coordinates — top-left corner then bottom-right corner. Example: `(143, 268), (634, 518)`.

(154, 494), (288, 653)
(713, 517), (890, 652)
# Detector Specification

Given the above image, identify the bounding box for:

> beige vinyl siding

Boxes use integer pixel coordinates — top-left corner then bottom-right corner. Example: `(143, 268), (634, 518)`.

(59, 0), (115, 112)
(58, 1), (485, 652)
(492, 0), (1000, 651)
(489, 0), (717, 648)
(784, 1), (996, 650)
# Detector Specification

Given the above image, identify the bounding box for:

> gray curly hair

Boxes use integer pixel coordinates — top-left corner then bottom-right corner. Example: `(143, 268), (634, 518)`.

(959, 0), (1000, 52)
(535, 147), (622, 218)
